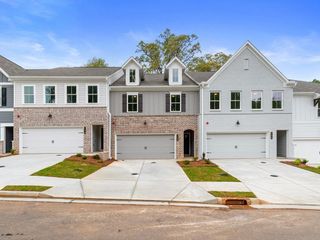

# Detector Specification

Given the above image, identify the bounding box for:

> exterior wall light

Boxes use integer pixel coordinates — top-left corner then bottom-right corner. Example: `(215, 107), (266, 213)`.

(144, 120), (147, 125)
(48, 114), (52, 118)
(236, 120), (240, 125)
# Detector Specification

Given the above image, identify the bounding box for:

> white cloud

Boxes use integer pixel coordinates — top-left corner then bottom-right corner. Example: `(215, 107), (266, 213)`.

(47, 33), (79, 57)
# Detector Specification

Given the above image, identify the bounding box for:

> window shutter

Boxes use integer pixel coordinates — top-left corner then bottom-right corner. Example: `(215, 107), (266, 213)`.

(122, 94), (127, 112)
(138, 94), (143, 112)
(165, 94), (170, 112)
(1, 87), (7, 107)
(181, 93), (186, 112)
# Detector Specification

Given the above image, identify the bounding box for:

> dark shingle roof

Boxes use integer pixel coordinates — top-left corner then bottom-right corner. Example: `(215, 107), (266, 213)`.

(13, 67), (121, 77)
(292, 80), (320, 94)
(187, 71), (216, 83)
(0, 55), (24, 75)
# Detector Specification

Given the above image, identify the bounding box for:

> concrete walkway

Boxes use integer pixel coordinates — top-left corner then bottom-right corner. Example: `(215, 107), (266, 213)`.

(212, 158), (320, 205)
(44, 160), (216, 203)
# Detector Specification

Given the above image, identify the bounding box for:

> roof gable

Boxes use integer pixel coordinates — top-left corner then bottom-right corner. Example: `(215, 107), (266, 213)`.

(165, 57), (186, 69)
(122, 57), (142, 69)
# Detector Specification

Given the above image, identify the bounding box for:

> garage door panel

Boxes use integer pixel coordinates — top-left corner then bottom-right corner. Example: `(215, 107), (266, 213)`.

(207, 133), (266, 159)
(22, 128), (84, 154)
(117, 135), (175, 160)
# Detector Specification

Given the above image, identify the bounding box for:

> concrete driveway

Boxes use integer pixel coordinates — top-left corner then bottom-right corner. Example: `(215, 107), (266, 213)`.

(45, 159), (216, 203)
(212, 158), (320, 205)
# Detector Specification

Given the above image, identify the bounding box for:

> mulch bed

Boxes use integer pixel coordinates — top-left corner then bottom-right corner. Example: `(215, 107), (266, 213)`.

(281, 161), (307, 168)
(66, 155), (115, 167)
(177, 160), (217, 167)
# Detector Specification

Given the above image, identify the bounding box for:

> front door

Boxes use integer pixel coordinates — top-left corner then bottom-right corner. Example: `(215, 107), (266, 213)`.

(5, 127), (13, 153)
(184, 132), (191, 156)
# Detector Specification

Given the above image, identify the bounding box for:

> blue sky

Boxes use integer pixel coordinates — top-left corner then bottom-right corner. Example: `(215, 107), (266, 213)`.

(0, 0), (319, 80)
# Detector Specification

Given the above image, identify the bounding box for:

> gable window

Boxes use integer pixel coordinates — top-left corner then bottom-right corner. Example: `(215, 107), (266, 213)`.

(230, 91), (241, 110)
(129, 69), (136, 83)
(172, 69), (179, 83)
(66, 86), (77, 104)
(170, 93), (181, 112)
(251, 91), (262, 110)
(24, 86), (34, 104)
(210, 92), (220, 110)
(45, 86), (55, 104)
(127, 93), (138, 112)
(88, 85), (98, 103)
(272, 91), (283, 109)
(1, 87), (7, 106)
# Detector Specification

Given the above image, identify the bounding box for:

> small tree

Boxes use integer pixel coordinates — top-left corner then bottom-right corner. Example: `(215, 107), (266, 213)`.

(312, 79), (320, 84)
(84, 57), (108, 67)
(188, 52), (231, 72)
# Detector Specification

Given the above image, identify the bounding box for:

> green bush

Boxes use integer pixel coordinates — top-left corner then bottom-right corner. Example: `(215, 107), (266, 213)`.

(301, 159), (309, 164)
(294, 159), (302, 165)
(82, 155), (87, 160)
(93, 154), (101, 160)
(10, 149), (16, 155)
(184, 160), (190, 165)
(76, 153), (82, 157)
(204, 159), (211, 164)
(193, 156), (198, 161)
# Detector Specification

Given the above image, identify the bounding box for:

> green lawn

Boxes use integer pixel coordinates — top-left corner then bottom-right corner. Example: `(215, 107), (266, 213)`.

(209, 191), (256, 198)
(295, 165), (320, 174)
(181, 166), (240, 182)
(32, 160), (101, 179)
(2, 185), (51, 192)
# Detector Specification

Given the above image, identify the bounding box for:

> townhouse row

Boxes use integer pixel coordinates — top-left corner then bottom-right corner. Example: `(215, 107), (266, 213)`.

(0, 41), (319, 164)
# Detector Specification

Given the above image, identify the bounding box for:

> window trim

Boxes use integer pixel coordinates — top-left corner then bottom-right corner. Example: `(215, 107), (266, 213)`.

(86, 84), (99, 104)
(209, 91), (221, 111)
(251, 90), (263, 111)
(230, 91), (242, 111)
(129, 69), (136, 83)
(127, 92), (139, 113)
(43, 85), (57, 104)
(170, 92), (182, 113)
(65, 84), (78, 104)
(22, 85), (36, 104)
(272, 90), (284, 111)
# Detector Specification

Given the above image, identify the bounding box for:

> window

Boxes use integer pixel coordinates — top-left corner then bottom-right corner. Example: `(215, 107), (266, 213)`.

(1, 87), (7, 106)
(251, 91), (262, 110)
(66, 86), (77, 104)
(272, 91), (283, 109)
(88, 85), (98, 103)
(45, 86), (55, 104)
(24, 86), (34, 104)
(230, 91), (241, 110)
(129, 69), (136, 83)
(318, 103), (320, 117)
(172, 69), (179, 83)
(210, 92), (220, 110)
(170, 93), (181, 112)
(127, 93), (138, 112)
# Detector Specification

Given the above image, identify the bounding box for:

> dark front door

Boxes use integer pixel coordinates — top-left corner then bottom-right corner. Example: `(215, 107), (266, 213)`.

(100, 127), (104, 150)
(5, 127), (13, 153)
(184, 132), (191, 156)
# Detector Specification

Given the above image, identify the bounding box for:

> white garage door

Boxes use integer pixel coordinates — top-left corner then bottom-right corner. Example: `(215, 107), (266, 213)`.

(21, 128), (84, 154)
(117, 135), (175, 160)
(207, 133), (266, 159)
(294, 140), (320, 164)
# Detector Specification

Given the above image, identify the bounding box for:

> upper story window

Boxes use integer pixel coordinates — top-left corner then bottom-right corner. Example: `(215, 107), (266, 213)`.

(230, 91), (241, 110)
(272, 91), (283, 110)
(1, 87), (7, 107)
(129, 69), (136, 83)
(45, 86), (56, 104)
(66, 86), (77, 104)
(88, 85), (98, 103)
(210, 92), (220, 110)
(172, 69), (179, 83)
(23, 86), (34, 104)
(127, 93), (138, 113)
(251, 91), (262, 110)
(170, 93), (181, 112)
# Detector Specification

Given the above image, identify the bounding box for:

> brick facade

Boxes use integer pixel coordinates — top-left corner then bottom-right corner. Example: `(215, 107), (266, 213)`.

(111, 115), (198, 159)
(14, 107), (109, 155)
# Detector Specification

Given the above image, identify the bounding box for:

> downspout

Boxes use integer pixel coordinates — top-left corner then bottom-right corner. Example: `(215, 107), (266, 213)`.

(106, 82), (112, 159)
(200, 83), (204, 158)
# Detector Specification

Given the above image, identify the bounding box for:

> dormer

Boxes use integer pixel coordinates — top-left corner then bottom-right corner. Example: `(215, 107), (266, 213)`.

(165, 57), (186, 86)
(122, 57), (142, 86)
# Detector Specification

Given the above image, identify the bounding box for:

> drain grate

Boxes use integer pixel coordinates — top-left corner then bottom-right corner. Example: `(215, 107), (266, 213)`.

(261, 161), (266, 164)
(56, 154), (62, 156)
(0, 165), (5, 168)
(151, 162), (156, 164)
(131, 173), (139, 175)
(225, 199), (248, 205)
(270, 174), (279, 177)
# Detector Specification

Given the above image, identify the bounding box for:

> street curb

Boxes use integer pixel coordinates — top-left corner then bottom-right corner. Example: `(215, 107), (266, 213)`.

(0, 191), (52, 198)
(216, 197), (266, 205)
(251, 204), (320, 211)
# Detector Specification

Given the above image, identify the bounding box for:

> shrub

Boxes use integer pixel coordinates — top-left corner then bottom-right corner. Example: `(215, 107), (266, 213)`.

(301, 159), (309, 164)
(76, 153), (82, 157)
(93, 154), (101, 160)
(193, 156), (198, 161)
(318, 166), (320, 169)
(204, 159), (211, 164)
(82, 155), (87, 160)
(184, 160), (190, 165)
(294, 159), (302, 165)
(10, 149), (16, 155)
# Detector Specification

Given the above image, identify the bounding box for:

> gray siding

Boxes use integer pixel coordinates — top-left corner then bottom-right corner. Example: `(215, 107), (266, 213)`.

(0, 111), (13, 123)
(0, 72), (8, 82)
(0, 85), (13, 108)
(110, 91), (199, 116)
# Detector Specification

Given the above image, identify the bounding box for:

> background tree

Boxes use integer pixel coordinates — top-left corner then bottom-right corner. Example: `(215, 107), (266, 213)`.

(136, 29), (201, 73)
(84, 57), (108, 67)
(188, 52), (232, 72)
(312, 79), (320, 83)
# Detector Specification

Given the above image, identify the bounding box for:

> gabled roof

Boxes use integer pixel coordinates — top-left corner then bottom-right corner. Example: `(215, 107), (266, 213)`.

(0, 55), (24, 76)
(187, 71), (216, 83)
(292, 80), (320, 94)
(122, 57), (142, 69)
(205, 41), (295, 87)
(165, 57), (186, 69)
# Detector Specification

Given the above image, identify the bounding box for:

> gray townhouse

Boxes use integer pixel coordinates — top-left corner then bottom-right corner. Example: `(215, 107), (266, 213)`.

(0, 41), (319, 164)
